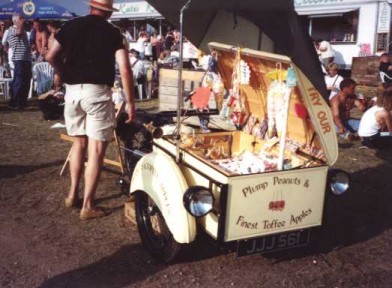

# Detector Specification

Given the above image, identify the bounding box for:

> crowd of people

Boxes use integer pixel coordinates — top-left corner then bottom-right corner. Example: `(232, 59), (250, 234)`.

(0, 15), (61, 111)
(315, 39), (392, 149)
(124, 26), (197, 64)
(0, 17), (61, 67)
(0, 8), (198, 110)
(123, 25), (198, 99)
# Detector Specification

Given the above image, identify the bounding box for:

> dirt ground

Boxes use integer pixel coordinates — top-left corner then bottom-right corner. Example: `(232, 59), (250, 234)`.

(0, 99), (391, 288)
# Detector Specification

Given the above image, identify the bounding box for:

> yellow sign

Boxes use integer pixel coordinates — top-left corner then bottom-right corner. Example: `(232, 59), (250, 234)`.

(225, 166), (328, 241)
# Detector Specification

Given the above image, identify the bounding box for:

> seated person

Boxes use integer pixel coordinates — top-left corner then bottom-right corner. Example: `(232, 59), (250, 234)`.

(170, 43), (180, 58)
(183, 38), (198, 65)
(324, 63), (343, 100)
(129, 49), (145, 80)
(193, 50), (218, 72)
(330, 78), (366, 135)
(365, 81), (392, 109)
(37, 73), (65, 120)
(111, 80), (125, 104)
(379, 53), (392, 83)
(157, 50), (169, 65)
(358, 85), (392, 149)
(160, 48), (179, 68)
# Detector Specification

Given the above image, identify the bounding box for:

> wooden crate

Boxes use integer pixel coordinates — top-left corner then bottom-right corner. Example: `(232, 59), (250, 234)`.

(159, 68), (205, 111)
(124, 198), (136, 225)
(355, 85), (380, 99)
(351, 56), (380, 87)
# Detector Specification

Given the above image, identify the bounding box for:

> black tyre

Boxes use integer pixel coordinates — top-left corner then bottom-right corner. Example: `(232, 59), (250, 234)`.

(125, 152), (137, 177)
(135, 191), (182, 263)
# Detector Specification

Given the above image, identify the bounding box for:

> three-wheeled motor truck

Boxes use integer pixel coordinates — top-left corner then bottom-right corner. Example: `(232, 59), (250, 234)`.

(126, 42), (349, 263)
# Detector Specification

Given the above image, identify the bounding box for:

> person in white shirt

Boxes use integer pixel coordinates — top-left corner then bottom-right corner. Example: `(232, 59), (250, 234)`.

(315, 39), (335, 69)
(129, 49), (145, 80)
(129, 49), (146, 98)
(1, 27), (14, 75)
(135, 31), (149, 60)
(183, 39), (198, 60)
(324, 63), (343, 100)
(124, 29), (133, 42)
(358, 85), (392, 148)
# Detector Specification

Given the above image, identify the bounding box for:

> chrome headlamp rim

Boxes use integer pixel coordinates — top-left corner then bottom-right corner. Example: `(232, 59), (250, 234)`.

(328, 169), (350, 196)
(183, 186), (214, 217)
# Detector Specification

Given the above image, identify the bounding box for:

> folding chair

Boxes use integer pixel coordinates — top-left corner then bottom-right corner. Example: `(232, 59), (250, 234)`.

(33, 62), (54, 95)
(60, 101), (126, 176)
(0, 65), (13, 101)
(379, 71), (392, 83)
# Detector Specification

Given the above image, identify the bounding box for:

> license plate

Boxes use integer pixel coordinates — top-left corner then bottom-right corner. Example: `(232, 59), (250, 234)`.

(237, 229), (310, 257)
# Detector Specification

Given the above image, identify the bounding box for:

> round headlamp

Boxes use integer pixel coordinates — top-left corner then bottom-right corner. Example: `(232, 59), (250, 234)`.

(328, 169), (350, 196)
(183, 186), (214, 217)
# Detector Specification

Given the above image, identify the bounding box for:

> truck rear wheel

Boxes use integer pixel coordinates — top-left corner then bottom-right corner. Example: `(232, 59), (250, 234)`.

(135, 191), (182, 263)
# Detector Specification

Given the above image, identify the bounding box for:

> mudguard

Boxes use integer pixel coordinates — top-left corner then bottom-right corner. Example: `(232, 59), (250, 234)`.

(130, 152), (197, 243)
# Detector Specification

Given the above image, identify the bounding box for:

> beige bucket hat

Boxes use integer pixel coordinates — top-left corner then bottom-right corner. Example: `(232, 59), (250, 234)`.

(86, 0), (119, 12)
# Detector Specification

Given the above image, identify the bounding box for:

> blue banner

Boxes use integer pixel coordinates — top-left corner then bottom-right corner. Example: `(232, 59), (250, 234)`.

(0, 0), (74, 19)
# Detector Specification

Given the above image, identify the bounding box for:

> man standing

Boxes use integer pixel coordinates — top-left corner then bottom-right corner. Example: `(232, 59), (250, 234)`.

(315, 39), (335, 70)
(2, 20), (14, 78)
(0, 20), (6, 66)
(32, 18), (48, 61)
(46, 0), (136, 220)
(46, 20), (60, 51)
(3, 13), (32, 109)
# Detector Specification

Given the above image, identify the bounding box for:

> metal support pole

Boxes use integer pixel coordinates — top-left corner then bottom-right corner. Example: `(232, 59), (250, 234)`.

(159, 19), (162, 36)
(278, 88), (292, 171)
(133, 20), (136, 39)
(175, 0), (192, 163)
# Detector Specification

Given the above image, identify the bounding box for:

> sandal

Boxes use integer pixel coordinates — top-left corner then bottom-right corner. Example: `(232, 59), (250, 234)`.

(64, 197), (82, 208)
(80, 207), (111, 220)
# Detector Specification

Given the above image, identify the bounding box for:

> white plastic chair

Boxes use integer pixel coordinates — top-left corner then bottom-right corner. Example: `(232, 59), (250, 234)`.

(33, 62), (54, 95)
(0, 66), (13, 101)
(379, 71), (392, 83)
(142, 60), (153, 100)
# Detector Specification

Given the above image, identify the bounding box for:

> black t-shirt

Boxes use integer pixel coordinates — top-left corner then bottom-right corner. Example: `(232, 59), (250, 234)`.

(55, 15), (124, 86)
(380, 62), (392, 77)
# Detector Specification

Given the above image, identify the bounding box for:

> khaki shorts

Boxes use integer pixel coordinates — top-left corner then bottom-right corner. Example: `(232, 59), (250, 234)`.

(64, 84), (115, 142)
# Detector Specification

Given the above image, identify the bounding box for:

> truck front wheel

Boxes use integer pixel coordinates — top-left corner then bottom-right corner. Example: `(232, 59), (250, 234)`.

(135, 191), (182, 263)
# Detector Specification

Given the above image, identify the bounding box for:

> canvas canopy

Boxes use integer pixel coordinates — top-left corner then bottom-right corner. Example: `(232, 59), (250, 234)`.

(145, 0), (328, 100)
(111, 0), (163, 20)
(0, 0), (74, 20)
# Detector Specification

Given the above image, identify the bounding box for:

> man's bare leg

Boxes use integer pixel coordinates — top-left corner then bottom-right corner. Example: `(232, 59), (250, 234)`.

(67, 136), (88, 199)
(82, 138), (108, 210)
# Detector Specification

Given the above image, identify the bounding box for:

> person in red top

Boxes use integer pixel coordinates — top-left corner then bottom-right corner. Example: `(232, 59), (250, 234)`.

(46, 0), (136, 220)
